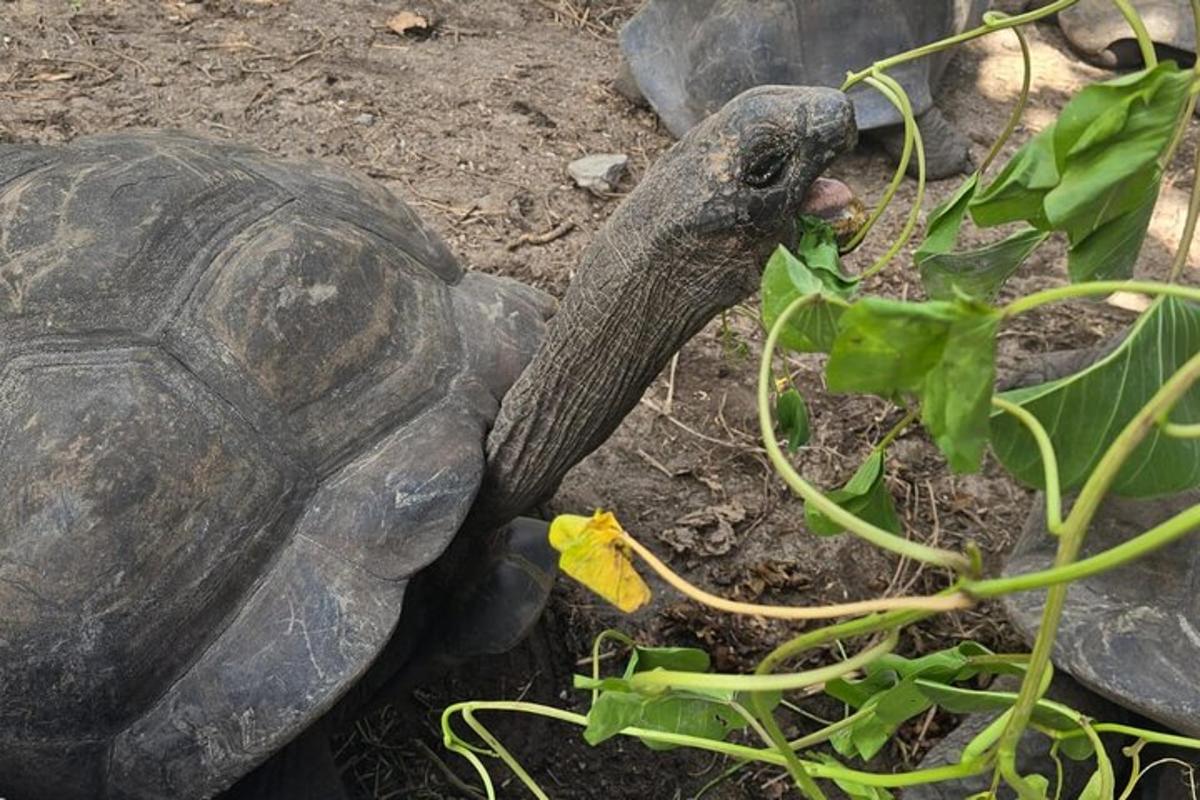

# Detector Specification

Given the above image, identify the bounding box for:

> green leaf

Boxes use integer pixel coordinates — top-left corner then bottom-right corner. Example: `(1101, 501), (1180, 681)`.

(827, 299), (964, 394)
(830, 711), (893, 761)
(913, 681), (1080, 733)
(871, 642), (992, 683)
(1077, 771), (1103, 800)
(775, 388), (810, 451)
(915, 166), (1047, 302)
(1066, 172), (1159, 282)
(584, 690), (647, 745)
(912, 682), (1014, 715)
(970, 127), (1059, 229)
(923, 310), (1002, 472)
(583, 690), (747, 748)
(969, 64), (1189, 287)
(635, 694), (748, 751)
(991, 297), (1200, 497)
(626, 646), (710, 676)
(828, 298), (1001, 472)
(804, 451), (901, 536)
(915, 174), (980, 263)
(581, 644), (772, 750)
(1046, 63), (1191, 240)
(1024, 773), (1051, 799)
(919, 228), (1050, 302)
(825, 642), (993, 708)
(1059, 732), (1096, 762)
(873, 676), (933, 727)
(760, 229), (858, 354)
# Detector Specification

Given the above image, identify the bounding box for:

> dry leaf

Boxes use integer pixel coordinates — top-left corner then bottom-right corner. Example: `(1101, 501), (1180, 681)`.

(386, 11), (430, 36)
(1105, 291), (1152, 313)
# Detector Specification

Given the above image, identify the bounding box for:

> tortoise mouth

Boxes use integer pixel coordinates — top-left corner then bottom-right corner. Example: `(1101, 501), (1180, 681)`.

(799, 177), (866, 247)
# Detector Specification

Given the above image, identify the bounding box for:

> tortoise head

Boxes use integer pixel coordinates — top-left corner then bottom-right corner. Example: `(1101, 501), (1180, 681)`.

(479, 86), (858, 523)
(628, 84), (858, 303)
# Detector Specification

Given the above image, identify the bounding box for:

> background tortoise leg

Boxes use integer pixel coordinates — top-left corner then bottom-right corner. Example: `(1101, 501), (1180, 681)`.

(868, 105), (974, 180)
(221, 721), (348, 800)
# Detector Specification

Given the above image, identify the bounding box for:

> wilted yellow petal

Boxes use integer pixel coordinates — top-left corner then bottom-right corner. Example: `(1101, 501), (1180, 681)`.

(548, 511), (651, 613)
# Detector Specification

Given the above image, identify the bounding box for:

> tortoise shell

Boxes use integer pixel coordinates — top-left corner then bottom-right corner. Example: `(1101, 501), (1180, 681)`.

(0, 132), (550, 799)
(618, 0), (988, 138)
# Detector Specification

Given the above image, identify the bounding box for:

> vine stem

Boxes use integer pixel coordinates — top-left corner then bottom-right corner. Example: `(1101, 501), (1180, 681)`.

(1049, 722), (1200, 751)
(842, 78), (914, 253)
(979, 11), (1032, 176)
(589, 629), (635, 705)
(966, 503), (1200, 598)
(861, 74), (926, 279)
(748, 607), (935, 799)
(441, 701), (992, 790)
(626, 631), (897, 693)
(992, 397), (1064, 535)
(620, 532), (970, 620)
(996, 351), (1200, 797)
(757, 295), (974, 573)
(1002, 279), (1200, 316)
(1168, 109), (1200, 281)
(1109, 0), (1159, 67)
(1163, 420), (1200, 437)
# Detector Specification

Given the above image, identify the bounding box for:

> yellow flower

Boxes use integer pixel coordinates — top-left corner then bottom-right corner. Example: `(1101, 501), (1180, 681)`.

(549, 511), (651, 613)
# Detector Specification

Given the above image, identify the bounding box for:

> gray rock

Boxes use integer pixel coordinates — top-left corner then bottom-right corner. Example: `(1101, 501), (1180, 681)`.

(567, 153), (629, 195)
(353, 112), (377, 126)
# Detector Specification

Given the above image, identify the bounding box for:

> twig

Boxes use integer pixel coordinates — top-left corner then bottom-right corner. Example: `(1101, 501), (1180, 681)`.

(413, 738), (487, 800)
(664, 352), (680, 416)
(506, 221), (575, 251)
(641, 397), (763, 452)
(636, 447), (684, 479)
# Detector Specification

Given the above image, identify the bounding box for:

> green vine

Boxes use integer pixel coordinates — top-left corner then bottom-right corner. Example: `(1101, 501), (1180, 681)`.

(444, 2), (1200, 798)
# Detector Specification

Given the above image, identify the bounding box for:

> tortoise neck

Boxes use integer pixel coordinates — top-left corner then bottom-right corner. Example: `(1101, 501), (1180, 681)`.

(473, 208), (743, 524)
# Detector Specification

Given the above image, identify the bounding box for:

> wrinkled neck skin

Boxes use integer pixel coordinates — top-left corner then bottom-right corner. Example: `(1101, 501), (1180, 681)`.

(474, 192), (778, 525)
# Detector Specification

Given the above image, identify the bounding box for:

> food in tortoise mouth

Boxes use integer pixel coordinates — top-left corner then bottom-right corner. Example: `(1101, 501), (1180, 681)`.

(0, 84), (856, 800)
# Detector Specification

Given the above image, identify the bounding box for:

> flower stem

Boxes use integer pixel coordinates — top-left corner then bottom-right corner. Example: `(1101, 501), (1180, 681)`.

(620, 531), (969, 620)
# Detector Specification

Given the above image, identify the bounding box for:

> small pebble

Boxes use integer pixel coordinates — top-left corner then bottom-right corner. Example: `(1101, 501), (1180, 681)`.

(354, 112), (377, 126)
(567, 153), (629, 195)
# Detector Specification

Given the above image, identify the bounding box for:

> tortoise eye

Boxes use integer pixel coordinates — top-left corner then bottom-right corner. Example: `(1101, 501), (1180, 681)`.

(742, 148), (789, 188)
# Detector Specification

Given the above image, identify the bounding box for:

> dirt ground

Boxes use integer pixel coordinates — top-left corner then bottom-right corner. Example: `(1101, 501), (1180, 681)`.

(1, 1), (1197, 798)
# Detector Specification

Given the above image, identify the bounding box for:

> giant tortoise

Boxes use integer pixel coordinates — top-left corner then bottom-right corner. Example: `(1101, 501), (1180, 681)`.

(0, 85), (857, 799)
(617, 0), (987, 179)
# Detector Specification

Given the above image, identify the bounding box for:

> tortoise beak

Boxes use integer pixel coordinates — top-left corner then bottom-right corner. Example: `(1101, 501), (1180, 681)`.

(799, 176), (867, 248)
